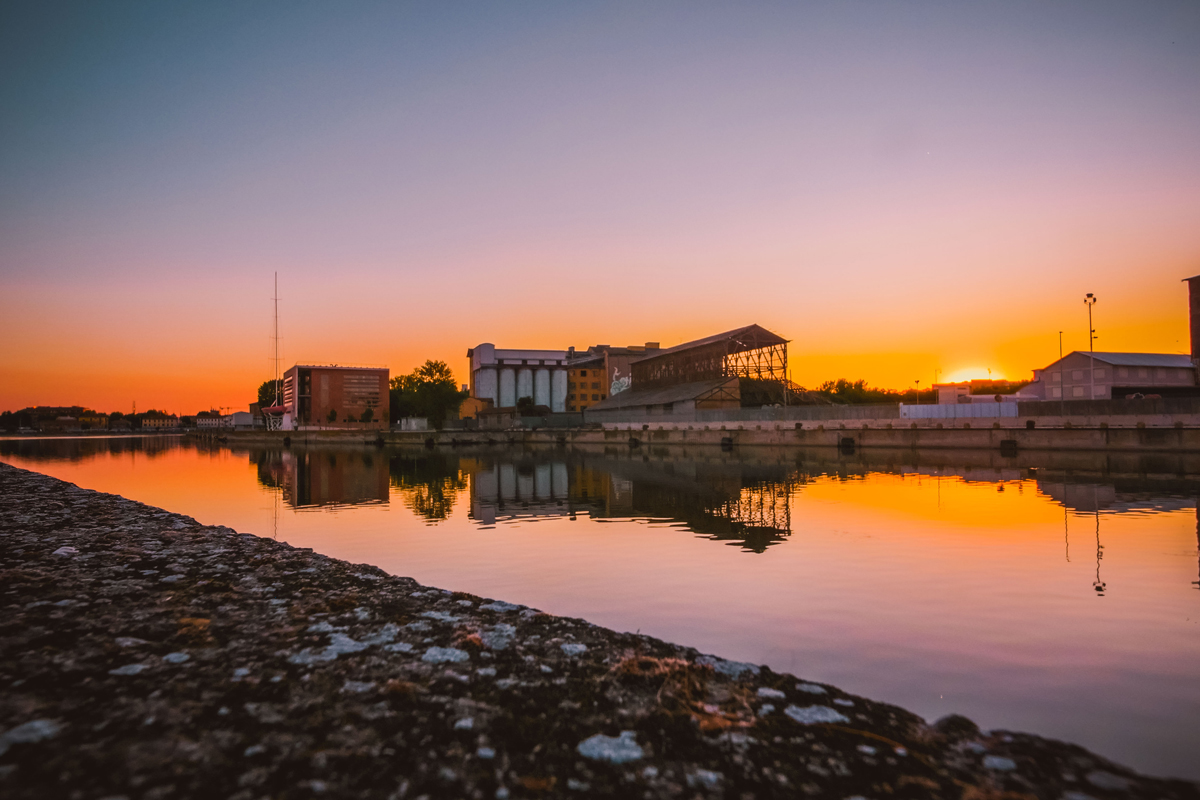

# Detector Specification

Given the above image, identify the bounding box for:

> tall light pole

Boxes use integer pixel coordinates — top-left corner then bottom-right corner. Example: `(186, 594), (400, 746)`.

(1058, 330), (1065, 417)
(1084, 293), (1098, 399)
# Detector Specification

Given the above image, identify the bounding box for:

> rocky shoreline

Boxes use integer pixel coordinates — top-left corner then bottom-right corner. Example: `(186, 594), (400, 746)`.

(1, 462), (1195, 800)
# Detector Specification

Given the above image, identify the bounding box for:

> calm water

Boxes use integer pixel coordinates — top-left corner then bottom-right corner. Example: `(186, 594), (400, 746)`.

(2, 436), (1199, 780)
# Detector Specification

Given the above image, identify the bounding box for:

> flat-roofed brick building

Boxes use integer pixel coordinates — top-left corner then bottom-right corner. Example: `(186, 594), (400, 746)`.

(282, 364), (389, 430)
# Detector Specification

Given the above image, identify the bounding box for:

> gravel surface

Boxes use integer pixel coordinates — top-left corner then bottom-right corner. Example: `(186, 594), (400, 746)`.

(1, 462), (1196, 800)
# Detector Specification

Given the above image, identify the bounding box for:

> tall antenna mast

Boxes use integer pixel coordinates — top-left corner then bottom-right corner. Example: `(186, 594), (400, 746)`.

(272, 272), (281, 406)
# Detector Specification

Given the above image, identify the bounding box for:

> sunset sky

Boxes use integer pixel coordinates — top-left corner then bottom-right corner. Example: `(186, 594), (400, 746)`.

(2, 1), (1199, 414)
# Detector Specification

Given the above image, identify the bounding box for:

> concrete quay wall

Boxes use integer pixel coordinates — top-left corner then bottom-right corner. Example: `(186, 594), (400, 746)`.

(572, 422), (1200, 453)
(204, 421), (1200, 453)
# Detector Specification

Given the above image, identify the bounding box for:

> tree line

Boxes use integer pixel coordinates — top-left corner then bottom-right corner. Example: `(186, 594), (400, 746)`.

(812, 378), (1029, 405)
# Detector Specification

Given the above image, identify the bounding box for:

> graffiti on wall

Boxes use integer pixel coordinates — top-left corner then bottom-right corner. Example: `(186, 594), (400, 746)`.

(610, 367), (631, 395)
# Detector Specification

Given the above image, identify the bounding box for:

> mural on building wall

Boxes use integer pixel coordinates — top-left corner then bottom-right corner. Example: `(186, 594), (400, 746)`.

(610, 367), (631, 395)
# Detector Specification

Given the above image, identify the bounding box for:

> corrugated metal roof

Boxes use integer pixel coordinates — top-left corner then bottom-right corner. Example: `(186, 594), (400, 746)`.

(1082, 352), (1194, 368)
(585, 378), (736, 412)
(633, 324), (787, 362)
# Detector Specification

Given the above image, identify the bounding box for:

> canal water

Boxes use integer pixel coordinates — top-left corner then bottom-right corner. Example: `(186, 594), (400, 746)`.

(2, 435), (1198, 780)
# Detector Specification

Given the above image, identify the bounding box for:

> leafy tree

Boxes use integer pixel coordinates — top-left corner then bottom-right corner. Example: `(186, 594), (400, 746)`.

(389, 453), (467, 521)
(360, 407), (374, 423)
(415, 360), (456, 384)
(389, 360), (468, 429)
(814, 379), (934, 405)
(257, 379), (283, 407)
(1, 409), (35, 430)
(516, 396), (534, 413)
(327, 408), (338, 423)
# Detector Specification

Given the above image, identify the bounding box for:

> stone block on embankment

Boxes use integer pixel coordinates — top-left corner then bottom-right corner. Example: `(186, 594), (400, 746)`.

(3, 462), (1195, 799)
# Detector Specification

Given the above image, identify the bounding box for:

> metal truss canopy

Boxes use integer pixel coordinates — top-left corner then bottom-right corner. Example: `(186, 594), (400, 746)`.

(631, 324), (790, 390)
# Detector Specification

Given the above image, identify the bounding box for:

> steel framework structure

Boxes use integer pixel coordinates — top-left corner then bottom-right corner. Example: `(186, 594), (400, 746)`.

(698, 479), (794, 552)
(631, 324), (789, 389)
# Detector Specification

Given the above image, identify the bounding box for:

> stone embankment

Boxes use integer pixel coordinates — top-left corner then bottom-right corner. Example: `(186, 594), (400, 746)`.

(1, 462), (1196, 800)
(203, 422), (1200, 455)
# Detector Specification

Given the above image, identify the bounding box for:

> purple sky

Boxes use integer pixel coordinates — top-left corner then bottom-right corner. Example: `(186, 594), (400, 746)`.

(2, 2), (1198, 410)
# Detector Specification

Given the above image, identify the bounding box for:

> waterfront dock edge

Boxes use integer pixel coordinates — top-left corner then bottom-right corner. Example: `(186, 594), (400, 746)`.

(1, 462), (1196, 799)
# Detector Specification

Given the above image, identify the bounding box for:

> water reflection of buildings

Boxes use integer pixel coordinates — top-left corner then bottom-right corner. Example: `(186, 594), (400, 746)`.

(254, 449), (389, 509)
(0, 435), (180, 463)
(239, 442), (1200, 579)
(467, 454), (795, 552)
(1039, 481), (1200, 597)
(469, 459), (571, 524)
(1038, 481), (1195, 515)
(252, 448), (467, 519)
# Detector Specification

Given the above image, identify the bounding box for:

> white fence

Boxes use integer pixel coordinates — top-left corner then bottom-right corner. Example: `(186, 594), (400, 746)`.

(900, 402), (1019, 420)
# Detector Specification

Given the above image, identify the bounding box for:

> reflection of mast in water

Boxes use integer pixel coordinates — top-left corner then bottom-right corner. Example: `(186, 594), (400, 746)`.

(1092, 499), (1106, 596)
(1193, 504), (1200, 592)
(1064, 505), (1070, 562)
(273, 480), (280, 540)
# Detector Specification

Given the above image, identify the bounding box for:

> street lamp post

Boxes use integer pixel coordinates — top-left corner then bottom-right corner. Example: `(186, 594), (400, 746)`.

(1084, 293), (1098, 400)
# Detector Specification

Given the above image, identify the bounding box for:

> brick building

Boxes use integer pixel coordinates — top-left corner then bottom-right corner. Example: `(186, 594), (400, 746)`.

(282, 365), (389, 430)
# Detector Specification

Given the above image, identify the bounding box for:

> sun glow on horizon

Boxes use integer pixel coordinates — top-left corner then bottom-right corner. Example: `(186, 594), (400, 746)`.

(941, 367), (1000, 383)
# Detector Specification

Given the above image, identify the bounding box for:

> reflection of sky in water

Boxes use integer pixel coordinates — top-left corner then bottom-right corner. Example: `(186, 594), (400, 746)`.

(2, 436), (1200, 781)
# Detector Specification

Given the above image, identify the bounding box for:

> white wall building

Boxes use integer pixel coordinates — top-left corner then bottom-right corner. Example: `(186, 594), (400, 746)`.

(195, 412), (223, 429)
(226, 411), (255, 429)
(1026, 352), (1196, 400)
(467, 344), (571, 412)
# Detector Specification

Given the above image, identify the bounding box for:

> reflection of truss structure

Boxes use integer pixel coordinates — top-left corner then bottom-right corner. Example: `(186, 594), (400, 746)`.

(704, 480), (793, 552)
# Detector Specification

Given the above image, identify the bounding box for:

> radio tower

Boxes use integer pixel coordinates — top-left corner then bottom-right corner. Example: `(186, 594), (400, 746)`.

(263, 273), (285, 431)
(272, 272), (281, 407)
